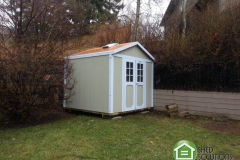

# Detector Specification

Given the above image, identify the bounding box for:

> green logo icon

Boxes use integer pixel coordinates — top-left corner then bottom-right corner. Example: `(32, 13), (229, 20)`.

(173, 140), (197, 160)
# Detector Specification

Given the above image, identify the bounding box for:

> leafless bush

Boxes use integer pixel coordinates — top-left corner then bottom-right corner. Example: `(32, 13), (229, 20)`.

(95, 20), (132, 46)
(159, 7), (240, 66)
(154, 6), (240, 91)
(0, 0), (82, 121)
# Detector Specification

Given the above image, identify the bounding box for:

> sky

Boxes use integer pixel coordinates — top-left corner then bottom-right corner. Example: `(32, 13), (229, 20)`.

(160, 0), (171, 13)
(120, 0), (170, 20)
(164, 0), (170, 11)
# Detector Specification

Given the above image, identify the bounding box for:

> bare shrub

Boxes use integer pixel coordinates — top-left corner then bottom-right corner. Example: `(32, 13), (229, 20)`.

(0, 0), (79, 121)
(155, 6), (240, 91)
(160, 7), (240, 65)
(95, 20), (132, 46)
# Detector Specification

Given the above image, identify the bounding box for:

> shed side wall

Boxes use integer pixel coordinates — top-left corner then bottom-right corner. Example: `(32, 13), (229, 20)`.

(113, 57), (122, 112)
(67, 56), (109, 113)
(146, 62), (153, 107)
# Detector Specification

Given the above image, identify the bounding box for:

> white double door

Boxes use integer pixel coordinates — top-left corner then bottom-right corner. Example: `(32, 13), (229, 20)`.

(123, 58), (146, 111)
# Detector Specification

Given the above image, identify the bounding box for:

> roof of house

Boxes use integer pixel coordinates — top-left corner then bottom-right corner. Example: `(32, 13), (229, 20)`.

(68, 41), (155, 61)
(160, 0), (199, 26)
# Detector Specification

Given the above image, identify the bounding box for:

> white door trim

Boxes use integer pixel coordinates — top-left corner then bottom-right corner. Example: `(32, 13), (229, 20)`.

(135, 60), (146, 109)
(122, 57), (136, 111)
(122, 58), (147, 112)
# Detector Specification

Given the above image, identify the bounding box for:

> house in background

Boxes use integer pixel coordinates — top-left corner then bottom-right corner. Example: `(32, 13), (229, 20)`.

(160, 0), (240, 35)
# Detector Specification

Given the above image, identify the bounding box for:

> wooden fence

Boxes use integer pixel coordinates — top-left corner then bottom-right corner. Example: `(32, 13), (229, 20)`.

(154, 90), (240, 120)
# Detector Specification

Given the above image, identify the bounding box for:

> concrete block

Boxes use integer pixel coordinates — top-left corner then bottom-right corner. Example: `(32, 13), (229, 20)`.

(111, 116), (122, 120)
(178, 111), (190, 117)
(212, 114), (229, 122)
(166, 103), (179, 113)
(141, 111), (149, 114)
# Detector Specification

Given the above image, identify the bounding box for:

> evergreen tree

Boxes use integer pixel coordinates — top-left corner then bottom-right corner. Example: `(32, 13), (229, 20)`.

(77, 0), (124, 23)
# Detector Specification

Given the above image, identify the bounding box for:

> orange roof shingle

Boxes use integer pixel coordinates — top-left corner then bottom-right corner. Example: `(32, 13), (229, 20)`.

(71, 42), (134, 56)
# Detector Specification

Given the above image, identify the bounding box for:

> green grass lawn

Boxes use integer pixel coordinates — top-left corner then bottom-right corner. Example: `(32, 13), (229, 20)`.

(0, 111), (239, 160)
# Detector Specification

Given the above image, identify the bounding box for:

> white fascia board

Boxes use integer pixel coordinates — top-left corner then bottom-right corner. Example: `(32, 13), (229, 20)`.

(68, 51), (113, 60)
(114, 54), (153, 63)
(112, 41), (155, 61)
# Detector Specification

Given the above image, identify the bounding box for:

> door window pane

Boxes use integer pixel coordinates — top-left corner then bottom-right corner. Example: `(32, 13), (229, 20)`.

(126, 62), (133, 82)
(137, 63), (143, 82)
(127, 69), (129, 75)
(130, 69), (133, 75)
(130, 76), (133, 82)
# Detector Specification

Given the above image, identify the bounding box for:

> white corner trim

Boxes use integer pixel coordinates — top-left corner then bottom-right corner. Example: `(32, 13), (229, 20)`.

(151, 62), (154, 107)
(108, 54), (114, 113)
(63, 63), (67, 108)
(121, 57), (126, 112)
(144, 61), (147, 108)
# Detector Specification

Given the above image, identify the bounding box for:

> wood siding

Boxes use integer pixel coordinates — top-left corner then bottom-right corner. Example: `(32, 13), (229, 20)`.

(119, 46), (151, 60)
(113, 57), (122, 112)
(67, 56), (109, 113)
(146, 62), (153, 107)
(154, 90), (240, 120)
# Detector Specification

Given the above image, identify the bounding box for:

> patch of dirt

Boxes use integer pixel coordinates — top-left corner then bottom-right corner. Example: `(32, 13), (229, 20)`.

(0, 108), (79, 130)
(142, 110), (170, 117)
(149, 110), (240, 135)
(203, 121), (240, 135)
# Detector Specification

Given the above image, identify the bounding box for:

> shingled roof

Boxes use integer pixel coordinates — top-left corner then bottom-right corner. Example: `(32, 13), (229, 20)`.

(68, 41), (155, 61)
(160, 0), (199, 26)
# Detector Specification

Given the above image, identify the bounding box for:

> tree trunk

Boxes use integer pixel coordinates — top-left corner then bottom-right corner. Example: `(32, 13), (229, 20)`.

(132, 0), (141, 41)
(182, 0), (187, 37)
(17, 0), (23, 40)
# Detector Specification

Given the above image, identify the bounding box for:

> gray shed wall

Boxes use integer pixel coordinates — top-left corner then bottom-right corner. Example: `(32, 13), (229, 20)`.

(119, 46), (151, 60)
(67, 55), (109, 113)
(146, 62), (153, 107)
(113, 56), (122, 113)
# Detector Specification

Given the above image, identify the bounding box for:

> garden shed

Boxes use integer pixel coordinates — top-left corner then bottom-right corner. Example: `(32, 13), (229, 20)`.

(64, 42), (155, 116)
